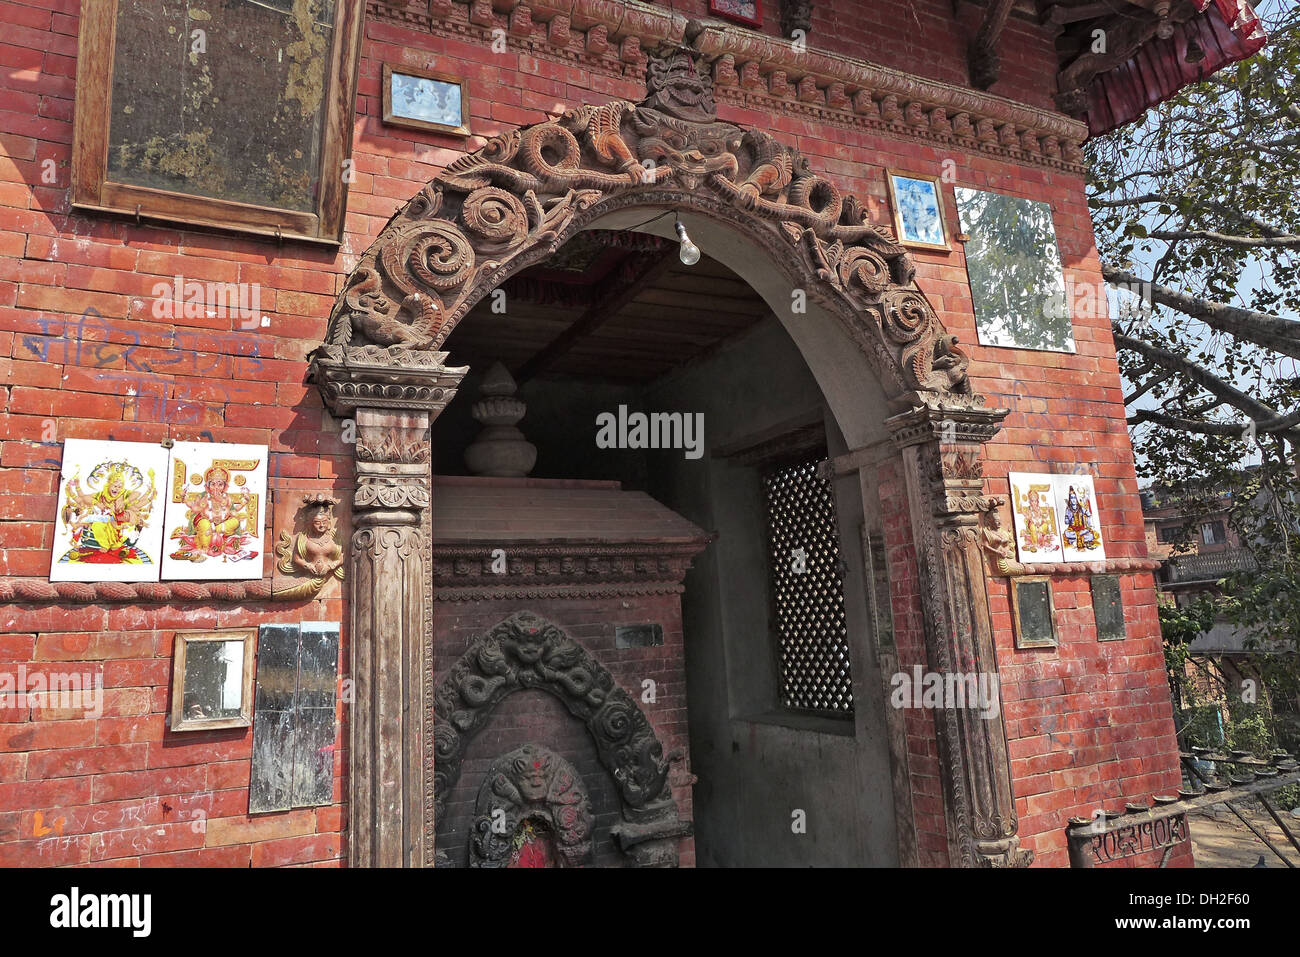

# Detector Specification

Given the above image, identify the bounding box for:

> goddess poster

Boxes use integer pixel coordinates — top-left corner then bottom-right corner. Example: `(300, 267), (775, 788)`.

(161, 442), (268, 581)
(50, 439), (170, 582)
(1008, 472), (1064, 564)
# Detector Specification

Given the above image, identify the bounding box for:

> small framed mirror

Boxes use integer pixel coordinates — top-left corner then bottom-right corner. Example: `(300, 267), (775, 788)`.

(170, 629), (255, 732)
(382, 64), (470, 137)
(1011, 577), (1057, 649)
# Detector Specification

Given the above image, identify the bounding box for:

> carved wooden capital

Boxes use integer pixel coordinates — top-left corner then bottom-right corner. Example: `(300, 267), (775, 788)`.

(309, 344), (467, 418)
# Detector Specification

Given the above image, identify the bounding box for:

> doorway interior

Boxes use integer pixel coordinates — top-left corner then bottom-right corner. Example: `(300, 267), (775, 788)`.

(429, 217), (904, 867)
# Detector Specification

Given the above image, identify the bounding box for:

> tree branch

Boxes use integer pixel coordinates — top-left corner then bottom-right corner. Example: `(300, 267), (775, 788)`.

(1104, 264), (1300, 359)
(1148, 229), (1300, 249)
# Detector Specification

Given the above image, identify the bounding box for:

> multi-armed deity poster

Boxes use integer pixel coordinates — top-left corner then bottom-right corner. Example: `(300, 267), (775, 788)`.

(50, 439), (171, 582)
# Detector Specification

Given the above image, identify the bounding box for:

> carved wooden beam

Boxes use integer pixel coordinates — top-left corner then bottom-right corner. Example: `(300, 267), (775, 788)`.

(514, 245), (680, 384)
(1055, 10), (1166, 110)
(968, 0), (1018, 89)
(1041, 1), (1122, 26)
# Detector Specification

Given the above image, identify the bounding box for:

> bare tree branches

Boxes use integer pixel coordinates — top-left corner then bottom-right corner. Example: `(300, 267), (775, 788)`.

(1104, 265), (1300, 359)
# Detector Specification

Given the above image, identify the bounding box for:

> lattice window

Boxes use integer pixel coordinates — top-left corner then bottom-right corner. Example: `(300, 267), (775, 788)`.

(762, 459), (854, 714)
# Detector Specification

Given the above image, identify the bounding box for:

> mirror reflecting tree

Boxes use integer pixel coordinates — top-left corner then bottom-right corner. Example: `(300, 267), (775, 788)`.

(955, 187), (1074, 352)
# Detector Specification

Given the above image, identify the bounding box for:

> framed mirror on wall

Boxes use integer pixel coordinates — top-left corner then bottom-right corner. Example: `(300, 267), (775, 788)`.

(382, 65), (470, 136)
(170, 629), (255, 732)
(954, 187), (1075, 353)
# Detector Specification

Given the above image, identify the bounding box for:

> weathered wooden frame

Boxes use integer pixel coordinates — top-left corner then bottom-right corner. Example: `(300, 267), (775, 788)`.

(169, 628), (256, 732)
(71, 0), (365, 244)
(381, 64), (471, 137)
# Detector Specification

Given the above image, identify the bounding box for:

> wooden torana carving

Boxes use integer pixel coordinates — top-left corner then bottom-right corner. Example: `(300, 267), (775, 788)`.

(316, 49), (972, 400)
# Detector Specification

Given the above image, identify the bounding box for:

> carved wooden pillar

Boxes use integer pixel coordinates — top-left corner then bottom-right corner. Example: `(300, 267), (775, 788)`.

(311, 346), (466, 867)
(887, 393), (1031, 867)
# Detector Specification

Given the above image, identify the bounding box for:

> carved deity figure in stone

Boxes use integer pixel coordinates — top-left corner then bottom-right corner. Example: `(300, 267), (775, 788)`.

(275, 494), (345, 581)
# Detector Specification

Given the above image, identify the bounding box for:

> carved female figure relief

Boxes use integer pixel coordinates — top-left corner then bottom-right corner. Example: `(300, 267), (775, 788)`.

(275, 494), (345, 582)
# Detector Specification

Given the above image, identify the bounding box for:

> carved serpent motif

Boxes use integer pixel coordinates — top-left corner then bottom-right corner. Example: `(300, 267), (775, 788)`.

(432, 611), (681, 862)
(321, 50), (972, 395)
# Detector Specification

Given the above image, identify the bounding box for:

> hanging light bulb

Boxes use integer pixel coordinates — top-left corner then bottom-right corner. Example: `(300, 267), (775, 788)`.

(1185, 37), (1206, 64)
(675, 219), (701, 266)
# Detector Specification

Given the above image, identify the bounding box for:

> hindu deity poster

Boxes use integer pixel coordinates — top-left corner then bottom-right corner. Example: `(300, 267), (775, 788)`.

(50, 439), (170, 582)
(161, 442), (268, 581)
(1052, 474), (1106, 562)
(1008, 472), (1064, 563)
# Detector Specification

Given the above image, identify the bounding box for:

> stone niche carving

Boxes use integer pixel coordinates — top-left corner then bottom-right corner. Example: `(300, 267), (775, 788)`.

(434, 610), (691, 866)
(469, 743), (595, 867)
(313, 49), (973, 402)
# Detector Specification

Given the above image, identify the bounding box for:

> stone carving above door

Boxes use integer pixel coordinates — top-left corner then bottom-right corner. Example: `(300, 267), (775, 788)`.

(469, 743), (595, 867)
(314, 49), (973, 401)
(433, 610), (690, 866)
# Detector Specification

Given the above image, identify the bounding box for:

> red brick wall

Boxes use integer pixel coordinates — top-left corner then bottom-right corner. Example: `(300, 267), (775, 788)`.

(0, 604), (346, 867)
(0, 0), (1182, 867)
(432, 593), (695, 867)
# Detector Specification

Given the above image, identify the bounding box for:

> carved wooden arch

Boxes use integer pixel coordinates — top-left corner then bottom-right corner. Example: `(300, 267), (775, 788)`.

(469, 743), (595, 868)
(433, 611), (689, 866)
(313, 49), (973, 401)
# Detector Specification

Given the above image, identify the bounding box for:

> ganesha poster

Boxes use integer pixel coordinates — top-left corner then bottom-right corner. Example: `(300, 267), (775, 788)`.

(1052, 474), (1106, 562)
(161, 442), (268, 581)
(51, 439), (170, 582)
(1008, 472), (1063, 564)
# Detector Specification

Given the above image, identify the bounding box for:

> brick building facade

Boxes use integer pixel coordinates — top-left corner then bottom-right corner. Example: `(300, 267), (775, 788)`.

(0, 0), (1265, 867)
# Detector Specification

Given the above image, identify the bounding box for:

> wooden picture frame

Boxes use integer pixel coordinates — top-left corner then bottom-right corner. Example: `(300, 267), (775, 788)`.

(382, 64), (471, 137)
(708, 0), (763, 28)
(71, 0), (365, 245)
(886, 170), (951, 251)
(170, 629), (256, 732)
(1010, 577), (1058, 649)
